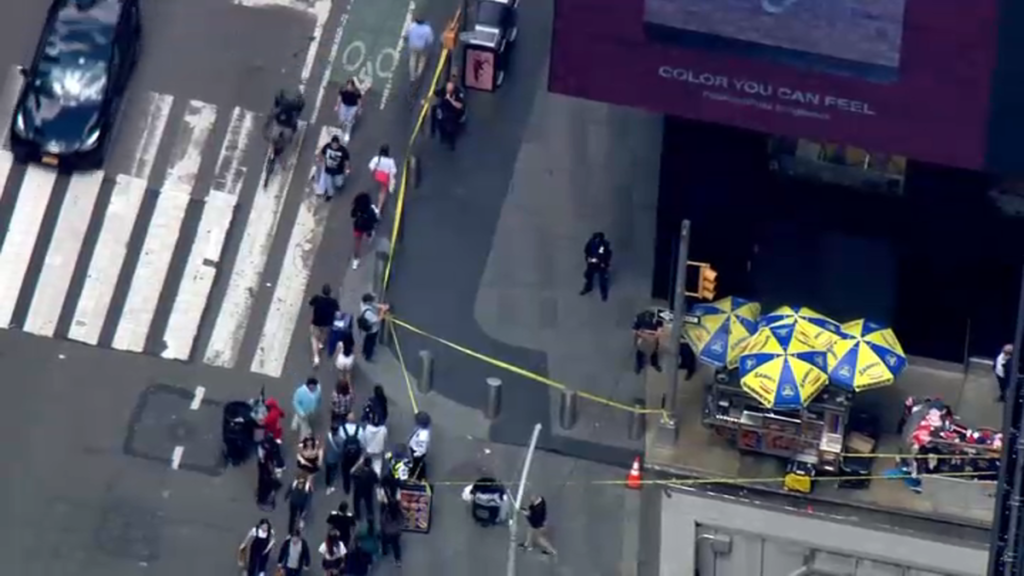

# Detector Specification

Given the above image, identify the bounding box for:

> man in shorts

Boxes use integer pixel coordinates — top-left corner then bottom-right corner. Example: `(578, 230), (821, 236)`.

(317, 136), (351, 201)
(309, 284), (341, 367)
(337, 79), (363, 142)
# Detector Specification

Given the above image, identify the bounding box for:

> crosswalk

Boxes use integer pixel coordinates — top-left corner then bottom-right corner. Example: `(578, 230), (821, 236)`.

(0, 68), (339, 378)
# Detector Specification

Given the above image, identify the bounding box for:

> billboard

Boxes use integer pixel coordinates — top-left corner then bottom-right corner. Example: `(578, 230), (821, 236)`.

(549, 0), (1002, 170)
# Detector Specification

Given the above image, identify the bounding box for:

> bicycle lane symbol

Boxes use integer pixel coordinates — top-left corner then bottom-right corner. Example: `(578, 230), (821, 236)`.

(340, 40), (400, 102)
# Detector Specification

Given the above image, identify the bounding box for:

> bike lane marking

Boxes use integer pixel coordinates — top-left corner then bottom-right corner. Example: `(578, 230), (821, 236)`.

(331, 0), (416, 112)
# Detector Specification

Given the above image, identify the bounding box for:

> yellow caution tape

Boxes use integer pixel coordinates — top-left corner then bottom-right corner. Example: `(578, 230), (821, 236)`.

(389, 320), (420, 414)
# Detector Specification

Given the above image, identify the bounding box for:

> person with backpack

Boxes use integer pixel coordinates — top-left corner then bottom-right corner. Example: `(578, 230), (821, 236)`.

(338, 413), (365, 495)
(357, 293), (389, 361)
(350, 192), (380, 270)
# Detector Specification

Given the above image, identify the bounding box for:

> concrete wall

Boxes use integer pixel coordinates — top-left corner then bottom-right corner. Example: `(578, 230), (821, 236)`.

(660, 488), (989, 576)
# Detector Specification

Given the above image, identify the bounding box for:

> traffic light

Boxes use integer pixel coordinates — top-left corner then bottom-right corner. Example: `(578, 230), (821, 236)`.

(698, 264), (717, 300)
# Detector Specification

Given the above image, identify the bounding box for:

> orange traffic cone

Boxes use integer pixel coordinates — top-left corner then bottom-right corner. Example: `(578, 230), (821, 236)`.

(626, 456), (643, 489)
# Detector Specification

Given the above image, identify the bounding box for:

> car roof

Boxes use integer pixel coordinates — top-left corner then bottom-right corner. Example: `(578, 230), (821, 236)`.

(45, 0), (125, 63)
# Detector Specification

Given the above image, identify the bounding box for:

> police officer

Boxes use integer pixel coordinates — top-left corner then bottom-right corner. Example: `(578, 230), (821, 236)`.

(632, 309), (664, 374)
(579, 232), (612, 301)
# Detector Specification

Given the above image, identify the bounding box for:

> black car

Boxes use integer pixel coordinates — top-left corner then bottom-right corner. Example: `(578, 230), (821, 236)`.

(10, 0), (141, 171)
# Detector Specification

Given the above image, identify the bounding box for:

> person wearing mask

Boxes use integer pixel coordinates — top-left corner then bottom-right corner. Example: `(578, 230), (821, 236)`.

(238, 518), (275, 576)
(291, 378), (322, 438)
(632, 309), (664, 374)
(403, 16), (435, 83)
(379, 499), (404, 566)
(256, 435), (285, 510)
(349, 191), (380, 270)
(357, 293), (390, 361)
(519, 495), (557, 556)
(362, 406), (389, 476)
(579, 232), (612, 301)
(408, 411), (431, 481)
(276, 529), (311, 576)
(308, 284), (340, 368)
(351, 456), (380, 532)
(431, 80), (465, 150)
(336, 78), (364, 141)
(327, 501), (357, 548)
(330, 379), (355, 426)
(318, 529), (346, 576)
(368, 145), (397, 209)
(996, 343), (1014, 402)
(326, 310), (353, 359)
(316, 135), (351, 201)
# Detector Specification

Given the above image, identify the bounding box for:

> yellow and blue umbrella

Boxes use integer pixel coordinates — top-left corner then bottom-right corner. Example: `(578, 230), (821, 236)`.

(758, 305), (843, 347)
(683, 297), (761, 368)
(738, 321), (829, 410)
(827, 319), (907, 391)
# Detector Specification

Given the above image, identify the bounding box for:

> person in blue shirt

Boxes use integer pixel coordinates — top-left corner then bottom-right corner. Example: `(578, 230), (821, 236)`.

(292, 377), (322, 438)
(404, 16), (435, 83)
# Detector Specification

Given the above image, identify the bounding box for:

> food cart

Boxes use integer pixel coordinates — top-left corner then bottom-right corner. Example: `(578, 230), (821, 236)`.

(702, 374), (852, 474)
(901, 397), (1001, 479)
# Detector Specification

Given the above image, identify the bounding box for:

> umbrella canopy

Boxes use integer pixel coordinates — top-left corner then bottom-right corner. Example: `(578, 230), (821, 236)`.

(738, 322), (830, 410)
(759, 306), (843, 347)
(827, 319), (907, 391)
(683, 297), (760, 368)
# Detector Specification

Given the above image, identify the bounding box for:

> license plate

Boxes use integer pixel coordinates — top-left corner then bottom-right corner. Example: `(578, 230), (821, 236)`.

(41, 155), (59, 166)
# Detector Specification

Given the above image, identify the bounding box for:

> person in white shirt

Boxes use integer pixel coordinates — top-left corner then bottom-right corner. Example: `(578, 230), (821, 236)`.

(996, 343), (1014, 402)
(318, 529), (347, 576)
(362, 416), (389, 476)
(409, 411), (431, 481)
(368, 144), (398, 209)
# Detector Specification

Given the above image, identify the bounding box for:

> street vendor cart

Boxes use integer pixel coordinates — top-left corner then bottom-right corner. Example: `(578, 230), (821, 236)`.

(900, 397), (1001, 479)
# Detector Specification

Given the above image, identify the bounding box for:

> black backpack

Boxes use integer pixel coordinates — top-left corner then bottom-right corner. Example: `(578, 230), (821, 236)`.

(340, 424), (362, 461)
(357, 308), (373, 332)
(362, 400), (383, 426)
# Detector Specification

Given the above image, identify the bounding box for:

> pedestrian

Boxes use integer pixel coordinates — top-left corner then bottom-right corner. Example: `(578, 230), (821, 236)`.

(368, 145), (398, 209)
(335, 334), (356, 382)
(519, 495), (557, 556)
(286, 478), (313, 536)
(679, 338), (696, 381)
(343, 539), (374, 576)
(327, 501), (357, 548)
(315, 135), (351, 201)
(326, 310), (354, 358)
(632, 309), (664, 374)
(338, 412), (365, 495)
(262, 397), (285, 442)
(295, 435), (322, 487)
(276, 529), (311, 576)
(318, 529), (347, 576)
(256, 435), (285, 510)
(323, 422), (343, 494)
(357, 293), (389, 361)
(349, 191), (380, 270)
(431, 79), (465, 149)
(351, 456), (380, 532)
(404, 15), (435, 84)
(291, 377), (322, 438)
(579, 232), (612, 301)
(362, 384), (389, 426)
(308, 284), (340, 368)
(336, 78), (364, 142)
(330, 378), (355, 426)
(362, 406), (389, 476)
(996, 343), (1013, 402)
(408, 411), (431, 481)
(238, 518), (275, 576)
(380, 499), (404, 566)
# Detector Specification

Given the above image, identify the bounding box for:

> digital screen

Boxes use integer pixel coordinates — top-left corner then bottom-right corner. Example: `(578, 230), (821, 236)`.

(550, 0), (1003, 170)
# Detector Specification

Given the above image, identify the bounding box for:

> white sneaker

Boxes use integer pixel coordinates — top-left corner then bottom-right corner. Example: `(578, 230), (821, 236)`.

(326, 486), (336, 495)
(351, 258), (360, 270)
(313, 355), (320, 368)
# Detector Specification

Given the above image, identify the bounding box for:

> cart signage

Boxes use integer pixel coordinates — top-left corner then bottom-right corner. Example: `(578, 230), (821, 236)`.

(397, 483), (432, 533)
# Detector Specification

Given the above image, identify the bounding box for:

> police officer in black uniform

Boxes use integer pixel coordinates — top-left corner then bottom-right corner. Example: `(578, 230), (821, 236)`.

(579, 232), (612, 301)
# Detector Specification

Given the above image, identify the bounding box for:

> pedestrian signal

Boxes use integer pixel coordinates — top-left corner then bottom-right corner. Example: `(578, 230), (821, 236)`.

(698, 265), (717, 300)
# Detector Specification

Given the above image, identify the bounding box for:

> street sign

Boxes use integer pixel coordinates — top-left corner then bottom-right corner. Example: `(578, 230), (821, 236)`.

(683, 314), (701, 325)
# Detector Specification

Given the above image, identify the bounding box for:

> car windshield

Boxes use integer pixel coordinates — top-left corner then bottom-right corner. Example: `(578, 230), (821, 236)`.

(33, 59), (108, 108)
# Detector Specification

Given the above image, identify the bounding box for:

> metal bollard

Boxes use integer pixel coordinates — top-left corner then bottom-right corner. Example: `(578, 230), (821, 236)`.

(486, 377), (502, 420)
(378, 316), (390, 346)
(418, 350), (434, 394)
(629, 398), (646, 440)
(559, 390), (578, 430)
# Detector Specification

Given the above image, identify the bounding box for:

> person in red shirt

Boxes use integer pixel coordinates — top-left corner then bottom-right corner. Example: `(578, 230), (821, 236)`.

(263, 398), (285, 441)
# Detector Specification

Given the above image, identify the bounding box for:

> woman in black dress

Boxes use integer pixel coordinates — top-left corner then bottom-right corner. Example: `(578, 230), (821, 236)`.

(238, 518), (275, 576)
(256, 437), (285, 510)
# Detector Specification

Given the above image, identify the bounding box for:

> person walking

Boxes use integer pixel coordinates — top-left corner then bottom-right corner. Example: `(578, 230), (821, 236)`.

(276, 529), (311, 576)
(318, 529), (347, 576)
(330, 378), (355, 427)
(315, 135), (351, 201)
(351, 456), (380, 533)
(326, 310), (353, 359)
(380, 499), (404, 566)
(286, 477), (313, 535)
(238, 518), (275, 576)
(357, 293), (389, 361)
(368, 145), (398, 209)
(327, 501), (357, 548)
(519, 494), (557, 556)
(431, 79), (465, 149)
(291, 377), (322, 438)
(349, 191), (380, 270)
(362, 407), (389, 476)
(308, 284), (340, 368)
(408, 411), (431, 481)
(579, 232), (612, 301)
(404, 15), (435, 84)
(323, 422), (343, 495)
(295, 435), (322, 487)
(337, 412), (365, 495)
(342, 540), (374, 576)
(256, 435), (285, 510)
(632, 309), (664, 373)
(362, 384), (389, 426)
(336, 78), (364, 142)
(997, 343), (1014, 402)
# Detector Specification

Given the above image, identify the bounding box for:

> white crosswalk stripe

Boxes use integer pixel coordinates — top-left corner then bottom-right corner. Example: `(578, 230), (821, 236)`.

(0, 66), (338, 375)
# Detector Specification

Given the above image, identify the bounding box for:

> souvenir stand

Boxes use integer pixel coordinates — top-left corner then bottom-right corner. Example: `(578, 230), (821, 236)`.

(901, 397), (1001, 479)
